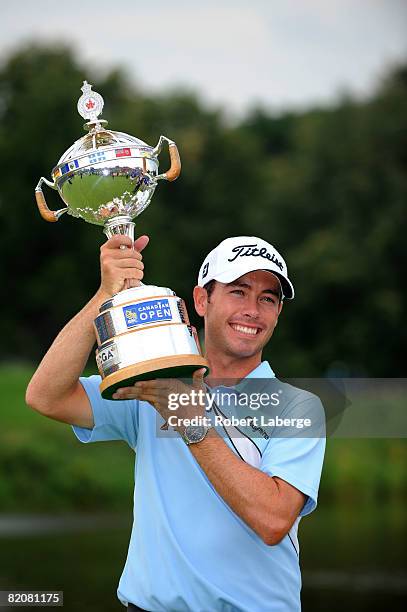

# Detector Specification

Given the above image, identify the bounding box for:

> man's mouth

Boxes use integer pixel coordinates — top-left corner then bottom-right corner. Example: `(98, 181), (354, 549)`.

(229, 323), (261, 336)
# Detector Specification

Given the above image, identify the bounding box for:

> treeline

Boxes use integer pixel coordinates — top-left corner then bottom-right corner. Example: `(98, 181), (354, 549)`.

(1, 46), (406, 376)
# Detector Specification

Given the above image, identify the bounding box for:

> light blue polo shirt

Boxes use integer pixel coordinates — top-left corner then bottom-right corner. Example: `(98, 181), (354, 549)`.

(73, 362), (325, 611)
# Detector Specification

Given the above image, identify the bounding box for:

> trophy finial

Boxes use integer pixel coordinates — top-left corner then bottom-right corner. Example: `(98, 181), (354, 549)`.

(77, 80), (104, 124)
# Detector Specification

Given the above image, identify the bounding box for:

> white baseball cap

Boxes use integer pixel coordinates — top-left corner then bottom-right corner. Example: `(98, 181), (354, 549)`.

(197, 236), (294, 300)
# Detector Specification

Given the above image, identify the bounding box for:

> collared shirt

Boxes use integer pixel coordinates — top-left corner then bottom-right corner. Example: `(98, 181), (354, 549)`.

(73, 361), (325, 611)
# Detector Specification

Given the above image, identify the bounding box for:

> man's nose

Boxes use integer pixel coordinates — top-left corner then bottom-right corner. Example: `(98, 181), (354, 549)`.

(242, 298), (260, 319)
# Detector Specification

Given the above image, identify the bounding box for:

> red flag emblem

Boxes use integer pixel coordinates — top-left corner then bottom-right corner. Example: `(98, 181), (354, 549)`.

(115, 148), (131, 157)
(85, 98), (96, 110)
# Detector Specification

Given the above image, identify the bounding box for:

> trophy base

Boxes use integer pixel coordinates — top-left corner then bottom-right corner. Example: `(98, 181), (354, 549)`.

(99, 354), (209, 400)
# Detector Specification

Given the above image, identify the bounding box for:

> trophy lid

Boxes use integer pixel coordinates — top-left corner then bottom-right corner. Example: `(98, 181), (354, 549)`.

(57, 81), (155, 165)
(57, 130), (153, 165)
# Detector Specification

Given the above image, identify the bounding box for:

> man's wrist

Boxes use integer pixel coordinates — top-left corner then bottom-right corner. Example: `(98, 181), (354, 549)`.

(94, 286), (112, 305)
(181, 421), (212, 445)
(167, 410), (211, 439)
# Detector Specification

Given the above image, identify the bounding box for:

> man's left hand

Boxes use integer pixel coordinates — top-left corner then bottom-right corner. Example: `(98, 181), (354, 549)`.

(112, 368), (208, 434)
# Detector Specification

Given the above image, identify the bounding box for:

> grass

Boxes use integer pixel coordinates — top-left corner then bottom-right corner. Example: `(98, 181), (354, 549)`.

(0, 364), (134, 512)
(0, 364), (406, 512)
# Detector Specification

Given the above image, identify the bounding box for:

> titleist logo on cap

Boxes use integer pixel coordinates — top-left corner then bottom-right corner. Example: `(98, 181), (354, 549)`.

(227, 243), (284, 271)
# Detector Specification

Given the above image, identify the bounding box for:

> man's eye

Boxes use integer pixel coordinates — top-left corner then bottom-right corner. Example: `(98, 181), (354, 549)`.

(231, 289), (244, 296)
(262, 296), (276, 304)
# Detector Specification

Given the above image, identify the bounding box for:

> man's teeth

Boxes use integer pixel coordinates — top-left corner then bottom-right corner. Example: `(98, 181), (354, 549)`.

(231, 324), (258, 335)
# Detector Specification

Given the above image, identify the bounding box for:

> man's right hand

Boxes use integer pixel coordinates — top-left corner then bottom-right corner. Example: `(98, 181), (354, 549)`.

(100, 234), (150, 296)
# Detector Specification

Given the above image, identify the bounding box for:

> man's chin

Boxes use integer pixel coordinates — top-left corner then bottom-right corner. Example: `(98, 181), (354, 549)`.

(226, 340), (263, 359)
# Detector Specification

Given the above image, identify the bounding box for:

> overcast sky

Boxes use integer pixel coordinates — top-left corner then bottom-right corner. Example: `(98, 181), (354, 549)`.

(1, 0), (406, 116)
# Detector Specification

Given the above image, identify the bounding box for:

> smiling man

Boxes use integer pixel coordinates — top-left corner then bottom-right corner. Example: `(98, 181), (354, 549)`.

(195, 238), (288, 371)
(26, 235), (325, 612)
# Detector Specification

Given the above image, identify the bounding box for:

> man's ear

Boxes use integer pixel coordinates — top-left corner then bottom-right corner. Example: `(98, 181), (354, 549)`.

(193, 286), (208, 317)
(278, 301), (284, 316)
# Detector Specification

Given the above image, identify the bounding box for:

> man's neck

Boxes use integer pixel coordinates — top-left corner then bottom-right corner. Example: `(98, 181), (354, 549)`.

(204, 351), (262, 387)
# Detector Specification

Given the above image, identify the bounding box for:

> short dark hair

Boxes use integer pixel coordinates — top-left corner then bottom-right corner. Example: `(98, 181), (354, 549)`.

(203, 280), (217, 301)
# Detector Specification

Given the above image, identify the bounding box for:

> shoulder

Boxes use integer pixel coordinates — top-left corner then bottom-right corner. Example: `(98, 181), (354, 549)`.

(276, 379), (322, 408)
(245, 375), (322, 408)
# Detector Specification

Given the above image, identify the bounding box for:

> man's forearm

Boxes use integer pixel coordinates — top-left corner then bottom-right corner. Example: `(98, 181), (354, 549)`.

(189, 430), (291, 545)
(26, 235), (147, 422)
(119, 376), (304, 545)
(26, 288), (109, 409)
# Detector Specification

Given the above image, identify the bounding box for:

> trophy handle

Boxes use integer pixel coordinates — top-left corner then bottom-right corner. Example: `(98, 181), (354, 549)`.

(153, 136), (181, 182)
(35, 177), (68, 223)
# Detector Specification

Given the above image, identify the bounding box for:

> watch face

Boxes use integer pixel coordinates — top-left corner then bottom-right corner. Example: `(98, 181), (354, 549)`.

(184, 425), (206, 443)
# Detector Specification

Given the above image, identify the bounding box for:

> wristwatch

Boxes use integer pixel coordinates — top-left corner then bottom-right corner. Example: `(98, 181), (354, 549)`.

(182, 423), (211, 445)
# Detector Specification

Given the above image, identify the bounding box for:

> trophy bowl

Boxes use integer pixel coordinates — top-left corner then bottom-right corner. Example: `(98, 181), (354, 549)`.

(35, 82), (181, 228)
(35, 81), (208, 399)
(51, 129), (160, 226)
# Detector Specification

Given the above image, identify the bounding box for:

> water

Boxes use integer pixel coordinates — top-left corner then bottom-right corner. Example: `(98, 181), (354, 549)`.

(299, 502), (406, 611)
(0, 515), (129, 612)
(0, 504), (405, 611)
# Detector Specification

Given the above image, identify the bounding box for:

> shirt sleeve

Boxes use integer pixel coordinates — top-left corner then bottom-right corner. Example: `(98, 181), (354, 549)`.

(259, 394), (326, 516)
(72, 375), (139, 449)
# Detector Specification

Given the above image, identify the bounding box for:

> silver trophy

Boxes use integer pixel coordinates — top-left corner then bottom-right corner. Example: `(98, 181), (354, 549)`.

(35, 81), (208, 399)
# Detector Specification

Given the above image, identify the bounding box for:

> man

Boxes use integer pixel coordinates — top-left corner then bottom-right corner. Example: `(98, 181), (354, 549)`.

(26, 235), (325, 612)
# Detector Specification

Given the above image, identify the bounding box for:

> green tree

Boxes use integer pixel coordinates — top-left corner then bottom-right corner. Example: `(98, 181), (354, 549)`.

(1, 45), (405, 376)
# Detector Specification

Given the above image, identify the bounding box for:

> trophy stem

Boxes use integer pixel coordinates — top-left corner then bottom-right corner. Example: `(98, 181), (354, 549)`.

(103, 216), (137, 291)
(103, 215), (135, 243)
